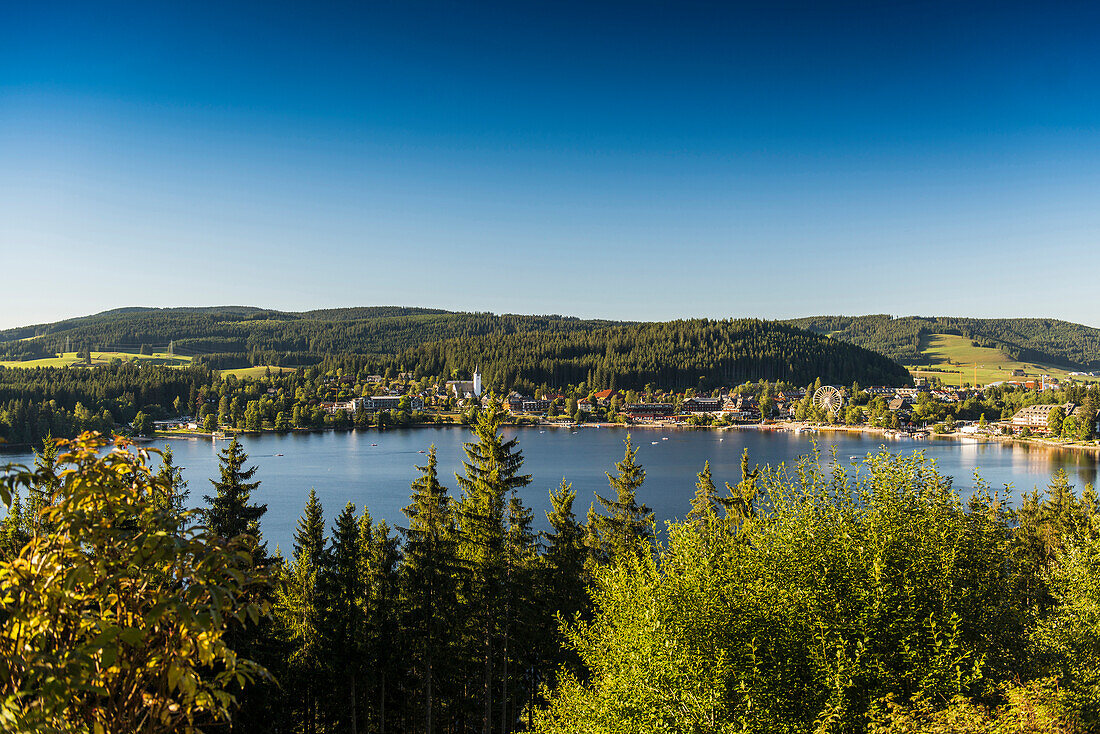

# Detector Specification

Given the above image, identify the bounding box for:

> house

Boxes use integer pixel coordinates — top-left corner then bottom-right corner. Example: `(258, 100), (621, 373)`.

(592, 389), (615, 403)
(888, 398), (910, 412)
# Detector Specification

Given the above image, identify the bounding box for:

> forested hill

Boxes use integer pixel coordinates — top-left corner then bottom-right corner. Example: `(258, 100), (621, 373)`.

(0, 308), (910, 389)
(0, 307), (619, 363)
(786, 315), (1100, 370)
(390, 319), (912, 390)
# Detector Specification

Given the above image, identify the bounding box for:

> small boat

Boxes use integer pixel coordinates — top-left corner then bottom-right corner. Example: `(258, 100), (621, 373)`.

(418, 450), (426, 454)
(651, 441), (660, 444)
(661, 437), (668, 441)
(371, 443), (378, 447)
(275, 453), (283, 457)
(850, 456), (860, 462)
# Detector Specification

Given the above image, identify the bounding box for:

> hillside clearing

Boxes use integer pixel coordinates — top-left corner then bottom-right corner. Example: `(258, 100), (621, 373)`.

(905, 334), (1098, 387)
(0, 351), (192, 369)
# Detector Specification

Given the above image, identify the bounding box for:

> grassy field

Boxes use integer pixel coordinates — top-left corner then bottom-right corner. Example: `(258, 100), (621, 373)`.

(0, 351), (193, 369)
(219, 365), (299, 379)
(905, 334), (1099, 387)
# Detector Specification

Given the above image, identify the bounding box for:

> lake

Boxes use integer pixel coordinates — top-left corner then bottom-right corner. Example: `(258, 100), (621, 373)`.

(4, 426), (1098, 554)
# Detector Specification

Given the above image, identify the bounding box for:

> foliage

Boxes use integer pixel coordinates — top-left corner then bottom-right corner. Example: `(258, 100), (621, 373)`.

(537, 449), (1031, 734)
(0, 433), (270, 733)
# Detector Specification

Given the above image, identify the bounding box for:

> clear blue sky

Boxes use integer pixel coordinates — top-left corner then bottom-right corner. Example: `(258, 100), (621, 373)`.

(2, 0), (1099, 328)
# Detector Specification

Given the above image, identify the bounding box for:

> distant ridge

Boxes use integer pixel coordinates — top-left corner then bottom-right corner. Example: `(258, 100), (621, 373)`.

(785, 315), (1100, 371)
(0, 307), (910, 389)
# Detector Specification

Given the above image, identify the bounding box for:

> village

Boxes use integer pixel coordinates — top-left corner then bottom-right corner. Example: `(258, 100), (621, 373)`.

(275, 368), (1100, 443)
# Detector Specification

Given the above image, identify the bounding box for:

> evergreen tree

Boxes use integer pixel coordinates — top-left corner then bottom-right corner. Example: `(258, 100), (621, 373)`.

(400, 446), (461, 734)
(324, 502), (368, 734)
(536, 479), (590, 701)
(587, 435), (654, 563)
(276, 491), (329, 734)
(27, 433), (60, 537)
(366, 519), (403, 734)
(152, 445), (189, 522)
(455, 402), (532, 734)
(501, 488), (538, 732)
(202, 438), (267, 553)
(723, 448), (759, 533)
(0, 490), (29, 561)
(686, 460), (733, 532)
(294, 488), (326, 567)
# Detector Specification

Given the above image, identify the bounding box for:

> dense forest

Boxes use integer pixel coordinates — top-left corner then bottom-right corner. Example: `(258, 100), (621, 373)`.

(386, 319), (911, 391)
(4, 411), (1100, 733)
(8, 307), (1100, 374)
(787, 314), (1100, 368)
(0, 306), (619, 364)
(0, 363), (212, 446)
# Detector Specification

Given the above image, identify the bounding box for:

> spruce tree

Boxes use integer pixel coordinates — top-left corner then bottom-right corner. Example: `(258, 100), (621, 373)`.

(501, 489), (537, 732)
(294, 488), (326, 567)
(27, 433), (60, 536)
(202, 438), (267, 553)
(276, 492), (329, 734)
(539, 479), (589, 686)
(153, 445), (189, 522)
(324, 502), (367, 734)
(455, 402), (531, 734)
(686, 460), (734, 530)
(400, 446), (461, 734)
(588, 434), (654, 562)
(723, 448), (759, 534)
(366, 519), (402, 734)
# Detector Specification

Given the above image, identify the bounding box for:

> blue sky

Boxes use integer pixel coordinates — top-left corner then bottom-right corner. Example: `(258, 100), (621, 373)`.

(2, 0), (1099, 328)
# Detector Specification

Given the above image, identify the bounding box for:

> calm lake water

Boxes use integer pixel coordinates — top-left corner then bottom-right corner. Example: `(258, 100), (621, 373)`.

(4, 427), (1099, 554)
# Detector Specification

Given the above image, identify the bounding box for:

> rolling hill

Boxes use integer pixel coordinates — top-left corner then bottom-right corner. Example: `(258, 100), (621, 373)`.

(786, 315), (1100, 372)
(0, 308), (911, 389)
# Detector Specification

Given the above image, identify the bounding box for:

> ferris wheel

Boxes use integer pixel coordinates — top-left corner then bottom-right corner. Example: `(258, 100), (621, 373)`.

(812, 385), (844, 416)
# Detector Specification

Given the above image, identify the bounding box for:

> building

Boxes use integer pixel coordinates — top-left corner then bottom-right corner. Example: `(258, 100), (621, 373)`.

(365, 395), (424, 412)
(1010, 403), (1075, 430)
(681, 397), (724, 414)
(446, 368), (483, 399)
(622, 403), (675, 419)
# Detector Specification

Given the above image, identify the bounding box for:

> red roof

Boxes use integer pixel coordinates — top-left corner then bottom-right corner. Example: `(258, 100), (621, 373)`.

(594, 389), (614, 399)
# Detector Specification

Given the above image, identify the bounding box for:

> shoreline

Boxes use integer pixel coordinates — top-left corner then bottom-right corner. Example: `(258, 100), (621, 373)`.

(149, 420), (1100, 457)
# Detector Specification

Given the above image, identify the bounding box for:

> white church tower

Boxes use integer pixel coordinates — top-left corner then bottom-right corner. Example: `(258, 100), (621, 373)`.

(473, 367), (482, 397)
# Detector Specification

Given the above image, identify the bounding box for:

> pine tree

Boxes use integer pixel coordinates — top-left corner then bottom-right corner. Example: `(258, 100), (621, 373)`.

(324, 502), (368, 734)
(0, 491), (29, 561)
(539, 479), (590, 689)
(723, 448), (759, 533)
(401, 446), (461, 734)
(27, 433), (60, 536)
(276, 492), (329, 734)
(455, 402), (532, 734)
(366, 519), (402, 734)
(501, 489), (537, 732)
(202, 438), (267, 555)
(686, 460), (733, 531)
(588, 434), (654, 563)
(152, 445), (189, 522)
(294, 488), (326, 567)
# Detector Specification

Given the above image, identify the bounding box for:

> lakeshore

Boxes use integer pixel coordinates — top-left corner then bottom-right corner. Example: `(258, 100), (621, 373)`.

(148, 417), (1100, 457)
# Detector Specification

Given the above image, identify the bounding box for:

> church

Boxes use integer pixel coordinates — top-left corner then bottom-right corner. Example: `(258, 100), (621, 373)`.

(445, 368), (482, 399)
